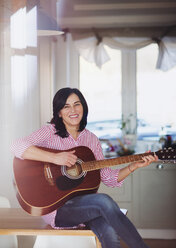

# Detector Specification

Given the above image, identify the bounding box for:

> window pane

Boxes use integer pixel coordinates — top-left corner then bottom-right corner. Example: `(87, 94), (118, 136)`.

(79, 46), (121, 123)
(137, 44), (176, 140)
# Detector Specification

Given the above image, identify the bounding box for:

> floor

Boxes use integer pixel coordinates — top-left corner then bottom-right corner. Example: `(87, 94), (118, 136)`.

(121, 239), (176, 248)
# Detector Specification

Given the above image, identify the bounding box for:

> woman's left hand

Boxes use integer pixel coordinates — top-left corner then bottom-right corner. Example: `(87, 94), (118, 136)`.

(130, 152), (158, 171)
(118, 152), (158, 182)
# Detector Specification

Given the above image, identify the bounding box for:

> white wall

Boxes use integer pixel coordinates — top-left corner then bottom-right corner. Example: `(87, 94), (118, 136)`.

(55, 33), (79, 90)
(39, 34), (79, 126)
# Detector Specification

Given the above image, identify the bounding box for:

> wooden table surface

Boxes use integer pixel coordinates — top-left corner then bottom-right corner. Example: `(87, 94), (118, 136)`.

(0, 208), (95, 236)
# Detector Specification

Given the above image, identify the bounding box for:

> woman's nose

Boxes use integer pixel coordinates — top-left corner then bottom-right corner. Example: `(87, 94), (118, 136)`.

(70, 106), (75, 112)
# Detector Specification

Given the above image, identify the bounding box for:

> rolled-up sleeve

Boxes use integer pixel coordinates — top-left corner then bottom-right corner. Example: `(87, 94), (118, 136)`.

(100, 167), (124, 188)
(11, 125), (52, 159)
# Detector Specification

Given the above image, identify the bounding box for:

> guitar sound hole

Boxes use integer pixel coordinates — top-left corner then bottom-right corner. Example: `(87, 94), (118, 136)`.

(61, 159), (86, 179)
(56, 176), (84, 191)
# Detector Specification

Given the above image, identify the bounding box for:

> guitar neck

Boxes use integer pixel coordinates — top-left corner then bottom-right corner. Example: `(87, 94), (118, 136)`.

(82, 152), (154, 172)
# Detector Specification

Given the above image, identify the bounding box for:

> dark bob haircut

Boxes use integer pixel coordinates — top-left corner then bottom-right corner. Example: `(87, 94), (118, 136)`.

(50, 87), (88, 138)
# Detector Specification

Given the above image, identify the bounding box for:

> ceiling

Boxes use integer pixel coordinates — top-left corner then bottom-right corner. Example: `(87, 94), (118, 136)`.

(57, 0), (176, 37)
(57, 0), (176, 28)
(1, 0), (176, 37)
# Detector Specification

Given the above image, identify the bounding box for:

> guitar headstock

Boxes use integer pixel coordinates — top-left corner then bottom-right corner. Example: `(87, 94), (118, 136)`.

(155, 147), (176, 162)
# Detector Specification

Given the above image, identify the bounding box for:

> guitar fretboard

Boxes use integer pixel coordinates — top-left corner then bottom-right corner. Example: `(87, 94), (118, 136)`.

(82, 152), (154, 172)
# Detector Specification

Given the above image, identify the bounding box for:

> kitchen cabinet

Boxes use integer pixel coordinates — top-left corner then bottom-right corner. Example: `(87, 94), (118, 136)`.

(98, 162), (176, 229)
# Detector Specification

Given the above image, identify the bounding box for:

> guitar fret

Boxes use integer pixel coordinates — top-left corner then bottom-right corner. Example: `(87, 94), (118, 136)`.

(135, 154), (143, 161)
(120, 157), (126, 164)
(125, 156), (130, 163)
(130, 156), (135, 162)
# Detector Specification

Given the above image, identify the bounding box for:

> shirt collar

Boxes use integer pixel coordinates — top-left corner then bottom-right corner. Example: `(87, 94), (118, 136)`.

(68, 129), (86, 141)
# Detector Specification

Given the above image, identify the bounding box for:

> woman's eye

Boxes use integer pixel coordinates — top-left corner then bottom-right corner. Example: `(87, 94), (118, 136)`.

(64, 105), (69, 109)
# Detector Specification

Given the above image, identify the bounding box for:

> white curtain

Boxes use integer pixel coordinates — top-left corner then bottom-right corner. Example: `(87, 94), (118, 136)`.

(156, 37), (176, 71)
(10, 7), (40, 137)
(74, 37), (110, 68)
(74, 36), (176, 71)
(103, 37), (152, 50)
(0, 5), (40, 208)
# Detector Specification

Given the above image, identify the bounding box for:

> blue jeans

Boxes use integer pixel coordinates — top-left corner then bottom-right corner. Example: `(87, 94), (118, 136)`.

(55, 193), (149, 248)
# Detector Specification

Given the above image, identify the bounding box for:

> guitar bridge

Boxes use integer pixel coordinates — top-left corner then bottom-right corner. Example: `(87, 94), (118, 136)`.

(44, 164), (55, 186)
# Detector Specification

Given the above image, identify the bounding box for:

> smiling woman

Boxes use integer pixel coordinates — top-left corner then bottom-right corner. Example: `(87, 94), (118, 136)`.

(11, 87), (158, 248)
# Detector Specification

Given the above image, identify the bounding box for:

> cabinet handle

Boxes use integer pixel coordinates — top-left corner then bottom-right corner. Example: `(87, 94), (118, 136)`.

(156, 164), (164, 170)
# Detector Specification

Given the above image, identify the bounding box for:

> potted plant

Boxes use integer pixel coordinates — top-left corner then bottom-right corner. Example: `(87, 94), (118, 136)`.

(117, 114), (137, 156)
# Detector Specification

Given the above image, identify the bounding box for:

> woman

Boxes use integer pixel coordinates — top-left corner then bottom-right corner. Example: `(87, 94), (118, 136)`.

(11, 87), (158, 248)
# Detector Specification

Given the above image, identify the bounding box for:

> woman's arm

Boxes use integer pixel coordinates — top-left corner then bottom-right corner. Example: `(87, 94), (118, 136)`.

(11, 125), (77, 167)
(11, 125), (52, 159)
(117, 153), (158, 182)
(22, 146), (77, 167)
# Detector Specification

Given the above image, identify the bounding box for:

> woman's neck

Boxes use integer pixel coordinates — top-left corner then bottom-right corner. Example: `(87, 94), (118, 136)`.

(67, 127), (80, 140)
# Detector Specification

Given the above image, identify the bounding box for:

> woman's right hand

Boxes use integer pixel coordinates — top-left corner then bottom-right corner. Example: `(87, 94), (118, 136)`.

(22, 146), (77, 168)
(52, 150), (77, 167)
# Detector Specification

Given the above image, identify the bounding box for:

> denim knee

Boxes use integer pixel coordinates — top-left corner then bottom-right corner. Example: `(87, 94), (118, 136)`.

(95, 193), (120, 213)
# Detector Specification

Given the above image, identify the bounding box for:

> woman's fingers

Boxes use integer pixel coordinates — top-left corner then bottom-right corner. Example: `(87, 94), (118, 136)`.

(140, 154), (158, 167)
(66, 151), (77, 167)
(53, 150), (77, 167)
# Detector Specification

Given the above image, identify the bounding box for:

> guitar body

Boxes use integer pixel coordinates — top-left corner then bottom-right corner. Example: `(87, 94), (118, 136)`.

(13, 146), (100, 216)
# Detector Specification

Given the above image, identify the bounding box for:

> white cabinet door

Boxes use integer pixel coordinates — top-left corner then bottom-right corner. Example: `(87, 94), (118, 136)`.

(98, 162), (176, 229)
(133, 163), (176, 229)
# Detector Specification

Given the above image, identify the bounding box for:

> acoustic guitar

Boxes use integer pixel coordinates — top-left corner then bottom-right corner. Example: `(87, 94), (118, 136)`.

(13, 146), (176, 216)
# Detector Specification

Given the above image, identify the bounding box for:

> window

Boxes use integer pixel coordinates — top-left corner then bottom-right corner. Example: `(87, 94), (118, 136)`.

(79, 43), (176, 143)
(10, 7), (37, 106)
(10, 7), (39, 134)
(79, 46), (121, 123)
(137, 44), (176, 140)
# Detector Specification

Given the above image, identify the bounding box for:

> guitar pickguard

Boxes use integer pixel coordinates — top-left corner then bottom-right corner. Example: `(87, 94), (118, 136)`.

(56, 175), (85, 191)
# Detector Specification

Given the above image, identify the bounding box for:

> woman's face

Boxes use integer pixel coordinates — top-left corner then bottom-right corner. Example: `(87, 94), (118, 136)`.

(59, 93), (83, 131)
